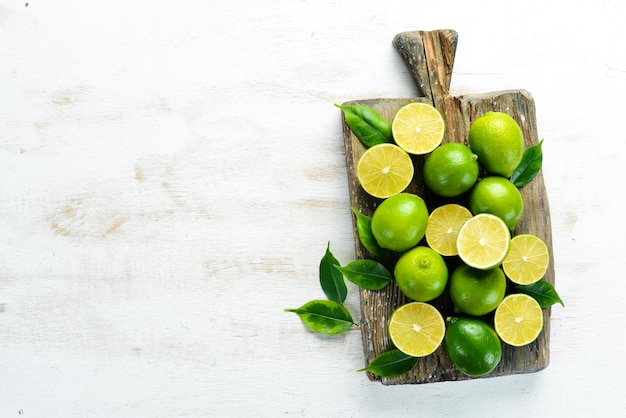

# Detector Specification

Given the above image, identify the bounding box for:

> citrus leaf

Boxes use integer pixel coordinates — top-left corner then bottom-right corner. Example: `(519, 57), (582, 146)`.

(335, 260), (392, 291)
(336, 104), (392, 148)
(319, 242), (347, 304)
(285, 300), (354, 334)
(511, 139), (543, 187)
(515, 279), (564, 308)
(350, 206), (388, 258)
(357, 349), (418, 378)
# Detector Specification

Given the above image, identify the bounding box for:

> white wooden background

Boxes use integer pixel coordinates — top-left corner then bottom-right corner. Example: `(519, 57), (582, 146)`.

(1, 0), (625, 416)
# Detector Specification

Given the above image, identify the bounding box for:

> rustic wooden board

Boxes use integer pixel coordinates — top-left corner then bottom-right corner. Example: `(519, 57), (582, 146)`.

(341, 30), (555, 385)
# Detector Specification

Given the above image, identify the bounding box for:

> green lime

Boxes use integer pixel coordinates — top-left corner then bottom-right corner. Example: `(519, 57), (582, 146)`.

(449, 263), (506, 316)
(444, 317), (502, 377)
(371, 193), (429, 252)
(468, 111), (524, 177)
(423, 143), (479, 197)
(394, 246), (448, 302)
(469, 176), (523, 230)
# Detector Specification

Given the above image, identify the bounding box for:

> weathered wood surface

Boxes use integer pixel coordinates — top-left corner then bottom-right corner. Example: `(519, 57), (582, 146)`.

(342, 30), (554, 385)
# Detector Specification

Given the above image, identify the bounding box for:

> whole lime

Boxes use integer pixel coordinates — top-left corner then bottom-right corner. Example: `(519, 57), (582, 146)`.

(449, 264), (507, 316)
(423, 143), (479, 197)
(444, 317), (502, 377)
(394, 246), (448, 302)
(371, 193), (429, 252)
(468, 111), (524, 177)
(469, 176), (523, 230)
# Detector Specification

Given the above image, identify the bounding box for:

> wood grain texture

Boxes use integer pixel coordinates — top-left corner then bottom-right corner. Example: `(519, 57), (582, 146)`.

(342, 30), (554, 385)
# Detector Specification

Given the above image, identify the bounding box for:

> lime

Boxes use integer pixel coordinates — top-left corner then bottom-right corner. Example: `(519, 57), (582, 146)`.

(371, 193), (428, 252)
(392, 102), (445, 155)
(388, 302), (445, 357)
(425, 203), (473, 256)
(423, 143), (479, 197)
(469, 176), (524, 230)
(502, 234), (549, 285)
(449, 264), (507, 316)
(456, 213), (511, 270)
(468, 111), (524, 177)
(494, 293), (543, 347)
(356, 143), (414, 199)
(444, 317), (502, 377)
(394, 246), (448, 302)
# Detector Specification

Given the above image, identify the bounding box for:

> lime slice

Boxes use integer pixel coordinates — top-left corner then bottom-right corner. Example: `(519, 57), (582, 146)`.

(356, 143), (414, 199)
(392, 102), (445, 155)
(502, 234), (549, 285)
(494, 293), (543, 347)
(456, 213), (511, 270)
(388, 302), (445, 357)
(425, 204), (473, 256)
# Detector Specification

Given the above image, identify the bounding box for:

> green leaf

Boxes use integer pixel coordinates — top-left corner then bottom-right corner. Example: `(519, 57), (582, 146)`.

(350, 206), (388, 258)
(335, 260), (392, 291)
(336, 104), (392, 148)
(511, 139), (543, 187)
(357, 349), (418, 378)
(515, 279), (564, 308)
(319, 242), (347, 304)
(285, 300), (354, 334)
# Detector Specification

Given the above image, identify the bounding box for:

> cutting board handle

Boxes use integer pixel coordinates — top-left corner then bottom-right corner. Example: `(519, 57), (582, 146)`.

(393, 30), (458, 102)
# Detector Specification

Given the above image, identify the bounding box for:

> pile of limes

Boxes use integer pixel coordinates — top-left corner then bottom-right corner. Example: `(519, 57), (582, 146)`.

(355, 102), (551, 377)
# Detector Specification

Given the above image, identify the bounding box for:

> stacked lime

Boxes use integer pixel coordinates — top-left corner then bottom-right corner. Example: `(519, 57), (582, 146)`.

(349, 105), (552, 377)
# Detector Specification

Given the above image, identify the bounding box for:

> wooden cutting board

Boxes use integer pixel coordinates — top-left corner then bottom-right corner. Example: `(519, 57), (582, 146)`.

(341, 30), (555, 385)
